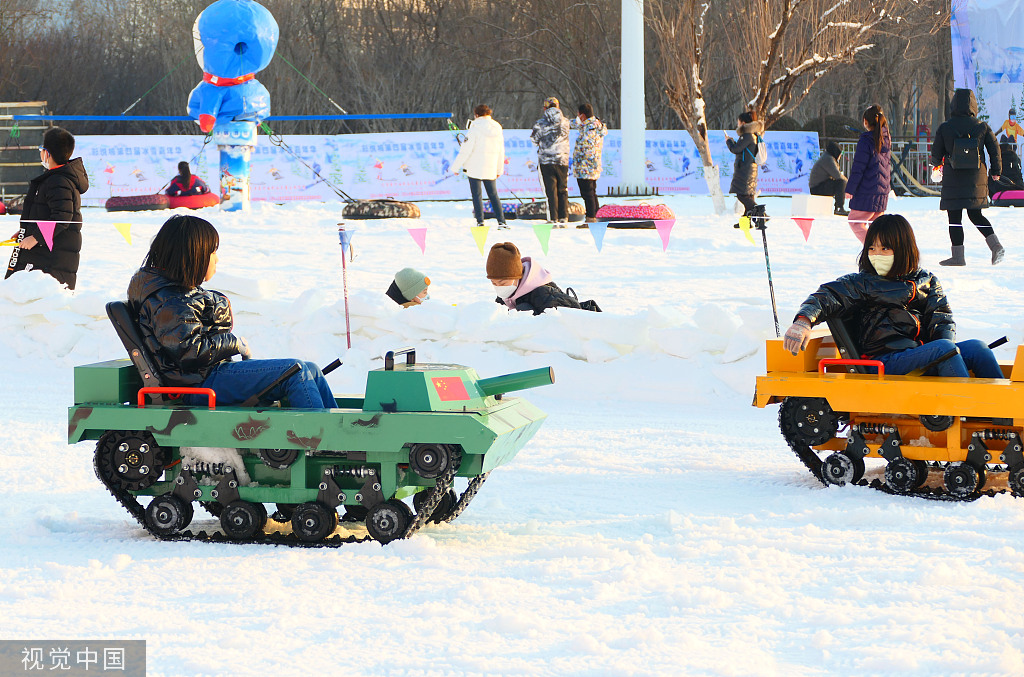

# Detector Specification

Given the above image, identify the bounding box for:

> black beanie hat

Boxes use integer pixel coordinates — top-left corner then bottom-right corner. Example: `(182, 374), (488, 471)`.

(826, 141), (842, 160)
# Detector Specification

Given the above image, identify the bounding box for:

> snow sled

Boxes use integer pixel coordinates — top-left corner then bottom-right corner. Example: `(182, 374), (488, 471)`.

(169, 192), (220, 210)
(0, 200), (5, 216)
(594, 203), (675, 229)
(990, 190), (1024, 207)
(483, 203), (519, 220)
(3, 194), (24, 214)
(754, 316), (1024, 500)
(105, 194), (171, 212)
(68, 302), (553, 545)
(342, 199), (421, 220)
(516, 200), (585, 222)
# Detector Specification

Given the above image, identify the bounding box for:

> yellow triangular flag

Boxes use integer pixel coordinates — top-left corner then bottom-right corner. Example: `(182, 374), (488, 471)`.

(114, 222), (132, 245)
(471, 224), (490, 255)
(738, 216), (754, 244)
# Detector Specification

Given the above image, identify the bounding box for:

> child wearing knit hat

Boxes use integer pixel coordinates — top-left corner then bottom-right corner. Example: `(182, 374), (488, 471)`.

(386, 267), (430, 307)
(485, 242), (581, 315)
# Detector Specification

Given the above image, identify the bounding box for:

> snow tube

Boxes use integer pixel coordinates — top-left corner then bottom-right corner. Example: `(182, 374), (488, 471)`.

(483, 203), (519, 220)
(105, 194), (171, 212)
(0, 200), (5, 216)
(516, 200), (585, 221)
(342, 199), (420, 219)
(991, 190), (1024, 207)
(4, 195), (24, 214)
(169, 192), (221, 210)
(594, 203), (675, 229)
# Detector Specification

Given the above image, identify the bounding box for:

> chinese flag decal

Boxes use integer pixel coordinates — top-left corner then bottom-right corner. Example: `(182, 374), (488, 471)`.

(432, 376), (470, 401)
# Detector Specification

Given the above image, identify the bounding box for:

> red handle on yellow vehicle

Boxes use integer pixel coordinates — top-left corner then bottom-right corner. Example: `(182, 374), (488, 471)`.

(818, 358), (885, 376)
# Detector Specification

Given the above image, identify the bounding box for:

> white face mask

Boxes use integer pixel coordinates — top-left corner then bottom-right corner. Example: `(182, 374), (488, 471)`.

(493, 284), (517, 299)
(869, 254), (894, 277)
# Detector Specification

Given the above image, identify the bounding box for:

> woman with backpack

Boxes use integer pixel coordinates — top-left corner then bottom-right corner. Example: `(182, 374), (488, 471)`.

(845, 105), (892, 243)
(725, 110), (765, 218)
(930, 88), (1004, 266)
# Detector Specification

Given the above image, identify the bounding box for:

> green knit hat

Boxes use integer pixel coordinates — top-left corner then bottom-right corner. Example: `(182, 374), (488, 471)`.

(394, 267), (429, 300)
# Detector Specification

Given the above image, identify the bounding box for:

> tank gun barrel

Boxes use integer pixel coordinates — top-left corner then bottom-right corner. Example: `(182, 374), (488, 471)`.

(477, 367), (554, 397)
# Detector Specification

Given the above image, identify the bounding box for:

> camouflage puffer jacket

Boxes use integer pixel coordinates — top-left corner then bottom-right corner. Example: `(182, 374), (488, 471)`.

(571, 116), (608, 179)
(530, 107), (571, 166)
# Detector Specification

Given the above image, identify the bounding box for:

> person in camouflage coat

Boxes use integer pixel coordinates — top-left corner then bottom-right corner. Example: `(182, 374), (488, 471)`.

(571, 103), (608, 220)
(530, 97), (571, 223)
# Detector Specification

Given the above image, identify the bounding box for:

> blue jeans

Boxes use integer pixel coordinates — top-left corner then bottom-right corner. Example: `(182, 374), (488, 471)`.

(187, 359), (335, 409)
(876, 339), (1003, 378)
(469, 178), (505, 225)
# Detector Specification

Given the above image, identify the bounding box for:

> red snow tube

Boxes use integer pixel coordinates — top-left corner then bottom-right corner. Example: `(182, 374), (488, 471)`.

(991, 191), (1024, 207)
(169, 192), (220, 210)
(105, 194), (171, 212)
(0, 201), (5, 216)
(594, 203), (675, 229)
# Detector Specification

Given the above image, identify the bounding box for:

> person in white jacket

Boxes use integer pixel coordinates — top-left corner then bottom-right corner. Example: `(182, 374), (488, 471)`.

(450, 104), (508, 228)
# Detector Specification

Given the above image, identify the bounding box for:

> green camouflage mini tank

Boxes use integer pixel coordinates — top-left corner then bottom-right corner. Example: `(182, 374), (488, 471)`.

(69, 347), (553, 545)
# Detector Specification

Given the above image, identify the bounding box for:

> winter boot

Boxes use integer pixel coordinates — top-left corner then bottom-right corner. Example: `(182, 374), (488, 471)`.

(986, 233), (1005, 264)
(939, 245), (966, 266)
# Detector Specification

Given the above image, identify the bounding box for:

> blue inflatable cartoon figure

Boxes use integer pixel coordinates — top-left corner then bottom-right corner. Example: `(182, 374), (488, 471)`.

(187, 0), (279, 134)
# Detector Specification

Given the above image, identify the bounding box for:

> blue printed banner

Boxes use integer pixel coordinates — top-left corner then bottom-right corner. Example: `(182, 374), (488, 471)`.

(74, 130), (819, 206)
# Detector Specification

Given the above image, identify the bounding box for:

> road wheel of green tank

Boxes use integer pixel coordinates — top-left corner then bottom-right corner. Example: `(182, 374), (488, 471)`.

(943, 462), (984, 499)
(145, 495), (194, 537)
(291, 502), (339, 542)
(884, 457), (927, 494)
(408, 443), (460, 479)
(1008, 466), (1024, 497)
(95, 431), (169, 492)
(220, 500), (266, 540)
(257, 448), (299, 469)
(342, 505), (369, 523)
(413, 488), (458, 524)
(779, 398), (838, 447)
(821, 451), (865, 487)
(366, 499), (412, 544)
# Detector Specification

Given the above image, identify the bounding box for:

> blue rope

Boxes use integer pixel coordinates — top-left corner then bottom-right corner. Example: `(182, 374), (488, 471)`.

(6, 113), (453, 122)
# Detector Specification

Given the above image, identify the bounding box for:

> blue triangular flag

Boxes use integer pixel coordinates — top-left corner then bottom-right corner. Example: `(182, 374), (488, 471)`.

(588, 221), (608, 252)
(338, 227), (354, 253)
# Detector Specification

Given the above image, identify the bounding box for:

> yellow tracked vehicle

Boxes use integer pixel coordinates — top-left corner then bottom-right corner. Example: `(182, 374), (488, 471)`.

(753, 318), (1024, 499)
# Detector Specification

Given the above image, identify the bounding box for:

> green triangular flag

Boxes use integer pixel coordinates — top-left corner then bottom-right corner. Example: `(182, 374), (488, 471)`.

(532, 222), (554, 255)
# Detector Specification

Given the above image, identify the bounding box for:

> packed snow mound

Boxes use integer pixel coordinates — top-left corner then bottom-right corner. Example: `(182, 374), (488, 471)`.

(0, 271), (772, 373)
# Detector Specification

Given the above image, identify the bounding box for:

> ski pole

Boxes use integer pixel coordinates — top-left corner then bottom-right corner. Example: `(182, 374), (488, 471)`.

(758, 221), (781, 337)
(337, 223), (352, 349)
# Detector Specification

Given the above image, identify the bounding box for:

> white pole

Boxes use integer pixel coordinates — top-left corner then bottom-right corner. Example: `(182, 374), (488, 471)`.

(618, 0), (648, 195)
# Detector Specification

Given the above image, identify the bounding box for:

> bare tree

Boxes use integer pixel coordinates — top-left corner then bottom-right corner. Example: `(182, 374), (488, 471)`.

(646, 0), (725, 211)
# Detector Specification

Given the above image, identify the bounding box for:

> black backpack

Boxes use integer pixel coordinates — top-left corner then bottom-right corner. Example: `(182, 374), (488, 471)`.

(566, 287), (602, 312)
(948, 130), (981, 170)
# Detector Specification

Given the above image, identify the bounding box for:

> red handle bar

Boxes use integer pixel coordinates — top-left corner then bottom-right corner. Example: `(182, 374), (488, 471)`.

(138, 387), (217, 410)
(817, 358), (884, 376)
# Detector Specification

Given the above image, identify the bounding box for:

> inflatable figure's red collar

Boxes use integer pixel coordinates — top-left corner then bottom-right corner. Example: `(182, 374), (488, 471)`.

(203, 72), (255, 87)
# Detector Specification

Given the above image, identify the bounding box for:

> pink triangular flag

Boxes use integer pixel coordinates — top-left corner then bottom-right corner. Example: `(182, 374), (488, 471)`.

(407, 227), (427, 253)
(792, 217), (814, 242)
(35, 221), (56, 250)
(654, 219), (675, 251)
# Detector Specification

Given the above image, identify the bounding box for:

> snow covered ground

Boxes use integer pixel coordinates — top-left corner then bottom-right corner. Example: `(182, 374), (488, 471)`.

(2, 193), (1024, 676)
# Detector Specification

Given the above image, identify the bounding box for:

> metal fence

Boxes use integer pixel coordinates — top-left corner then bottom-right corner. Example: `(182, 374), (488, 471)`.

(834, 139), (938, 190)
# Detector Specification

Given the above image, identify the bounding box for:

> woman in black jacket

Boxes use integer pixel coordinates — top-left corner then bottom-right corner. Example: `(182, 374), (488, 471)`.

(930, 88), (1003, 266)
(725, 110), (765, 217)
(127, 215), (335, 408)
(782, 214), (1002, 378)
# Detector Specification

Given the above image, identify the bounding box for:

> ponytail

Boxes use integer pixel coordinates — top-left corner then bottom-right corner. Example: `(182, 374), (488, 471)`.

(863, 105), (887, 154)
(177, 161), (191, 182)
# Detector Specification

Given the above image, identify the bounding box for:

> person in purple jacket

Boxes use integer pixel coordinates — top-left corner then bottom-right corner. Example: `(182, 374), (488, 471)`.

(845, 105), (891, 243)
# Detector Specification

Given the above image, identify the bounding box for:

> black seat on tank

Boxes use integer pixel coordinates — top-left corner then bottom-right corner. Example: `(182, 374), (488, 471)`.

(106, 300), (173, 404)
(824, 314), (870, 374)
